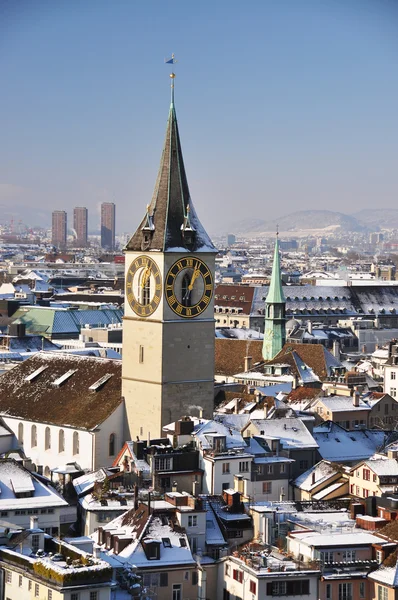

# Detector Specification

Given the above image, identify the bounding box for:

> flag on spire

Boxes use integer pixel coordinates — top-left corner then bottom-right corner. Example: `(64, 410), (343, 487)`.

(165, 54), (177, 64)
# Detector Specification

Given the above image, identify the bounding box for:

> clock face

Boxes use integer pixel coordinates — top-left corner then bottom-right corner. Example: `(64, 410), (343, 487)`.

(165, 256), (213, 318)
(126, 255), (162, 317)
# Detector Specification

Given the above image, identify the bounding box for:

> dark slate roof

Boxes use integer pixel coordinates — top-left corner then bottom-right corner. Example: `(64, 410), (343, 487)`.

(251, 285), (358, 317)
(125, 100), (216, 254)
(0, 353), (122, 429)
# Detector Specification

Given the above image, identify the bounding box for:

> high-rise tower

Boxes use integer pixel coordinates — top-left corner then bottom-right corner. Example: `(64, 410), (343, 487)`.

(262, 235), (286, 361)
(73, 207), (88, 246)
(101, 202), (116, 250)
(52, 211), (67, 249)
(122, 76), (217, 440)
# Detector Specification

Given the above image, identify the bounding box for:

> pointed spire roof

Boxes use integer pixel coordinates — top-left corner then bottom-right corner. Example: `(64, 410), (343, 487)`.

(126, 96), (216, 253)
(266, 236), (285, 304)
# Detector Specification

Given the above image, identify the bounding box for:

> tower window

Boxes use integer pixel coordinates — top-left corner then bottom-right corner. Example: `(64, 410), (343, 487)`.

(182, 273), (191, 307)
(139, 268), (151, 305)
(139, 345), (144, 363)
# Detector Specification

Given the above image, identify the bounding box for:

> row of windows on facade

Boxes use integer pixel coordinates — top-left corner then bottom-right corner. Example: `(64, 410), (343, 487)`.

(226, 565), (310, 596)
(221, 461), (287, 475)
(17, 423), (117, 456)
(1, 509), (55, 517)
(141, 571), (197, 588)
(325, 581), (366, 600)
(5, 571), (99, 600)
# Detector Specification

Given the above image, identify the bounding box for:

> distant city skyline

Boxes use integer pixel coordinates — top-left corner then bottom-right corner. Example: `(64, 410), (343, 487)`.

(1, 1), (397, 235)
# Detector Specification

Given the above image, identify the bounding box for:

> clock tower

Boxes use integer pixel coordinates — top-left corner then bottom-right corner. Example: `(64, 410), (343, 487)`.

(122, 77), (217, 440)
(262, 235), (286, 361)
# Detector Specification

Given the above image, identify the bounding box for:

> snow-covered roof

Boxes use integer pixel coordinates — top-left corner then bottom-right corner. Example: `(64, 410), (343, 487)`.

(294, 461), (339, 491)
(318, 395), (371, 412)
(363, 458), (398, 476)
(369, 564), (398, 586)
(0, 460), (68, 511)
(314, 422), (388, 463)
(249, 417), (318, 450)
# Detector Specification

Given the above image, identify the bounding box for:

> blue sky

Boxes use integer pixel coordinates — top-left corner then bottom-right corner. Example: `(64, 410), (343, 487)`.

(0, 0), (397, 234)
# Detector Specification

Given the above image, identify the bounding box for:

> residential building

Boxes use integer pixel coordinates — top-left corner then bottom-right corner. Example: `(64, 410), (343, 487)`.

(310, 391), (398, 430)
(100, 202), (115, 250)
(51, 210), (67, 249)
(219, 553), (320, 600)
(384, 339), (398, 400)
(73, 206), (88, 246)
(349, 457), (398, 498)
(242, 414), (319, 478)
(96, 503), (203, 600)
(0, 459), (74, 534)
(292, 460), (348, 501)
(0, 519), (113, 599)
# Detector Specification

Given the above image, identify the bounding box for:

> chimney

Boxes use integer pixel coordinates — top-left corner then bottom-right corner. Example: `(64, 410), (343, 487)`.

(193, 480), (200, 497)
(307, 320), (312, 335)
(353, 388), (360, 407)
(312, 472), (316, 486)
(333, 340), (340, 360)
(93, 544), (100, 559)
(198, 408), (203, 419)
(172, 481), (178, 493)
(234, 398), (239, 414)
(244, 356), (252, 372)
(30, 515), (39, 530)
(362, 344), (367, 354)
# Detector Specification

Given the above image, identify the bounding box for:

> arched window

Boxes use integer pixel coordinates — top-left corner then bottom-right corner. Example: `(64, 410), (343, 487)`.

(109, 433), (116, 456)
(45, 427), (51, 450)
(18, 422), (24, 445)
(44, 466), (50, 478)
(31, 425), (37, 447)
(59, 430), (65, 453)
(73, 431), (79, 455)
(182, 273), (191, 307)
(139, 268), (151, 305)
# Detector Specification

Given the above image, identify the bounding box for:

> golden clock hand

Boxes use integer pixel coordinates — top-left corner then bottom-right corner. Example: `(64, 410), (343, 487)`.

(188, 268), (200, 291)
(140, 266), (151, 289)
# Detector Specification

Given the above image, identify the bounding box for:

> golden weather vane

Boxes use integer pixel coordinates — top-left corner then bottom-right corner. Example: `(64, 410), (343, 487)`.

(165, 53), (177, 102)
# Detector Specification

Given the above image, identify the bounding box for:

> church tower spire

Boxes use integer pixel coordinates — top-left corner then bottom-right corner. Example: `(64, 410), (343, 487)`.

(126, 75), (215, 255)
(262, 234), (286, 361)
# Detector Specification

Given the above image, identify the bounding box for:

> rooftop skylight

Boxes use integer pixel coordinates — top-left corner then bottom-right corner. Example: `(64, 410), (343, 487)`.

(88, 373), (113, 392)
(52, 369), (77, 387)
(25, 365), (48, 382)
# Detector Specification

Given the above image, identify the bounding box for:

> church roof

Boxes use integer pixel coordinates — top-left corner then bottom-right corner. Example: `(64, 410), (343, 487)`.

(215, 338), (263, 377)
(266, 237), (285, 305)
(125, 97), (216, 254)
(0, 353), (122, 429)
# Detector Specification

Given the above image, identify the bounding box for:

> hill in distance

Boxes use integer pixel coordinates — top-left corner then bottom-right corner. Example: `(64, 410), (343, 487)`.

(352, 209), (398, 230)
(227, 210), (366, 236)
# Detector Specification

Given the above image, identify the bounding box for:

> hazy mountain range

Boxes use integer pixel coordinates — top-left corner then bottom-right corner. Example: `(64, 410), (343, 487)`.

(1, 203), (398, 238)
(225, 209), (398, 236)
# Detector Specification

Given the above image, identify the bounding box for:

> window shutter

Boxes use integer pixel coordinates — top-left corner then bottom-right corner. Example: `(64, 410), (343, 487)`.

(267, 582), (273, 595)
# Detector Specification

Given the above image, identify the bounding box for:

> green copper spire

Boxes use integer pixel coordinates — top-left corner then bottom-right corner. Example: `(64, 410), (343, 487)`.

(266, 234), (285, 304)
(262, 235), (286, 361)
